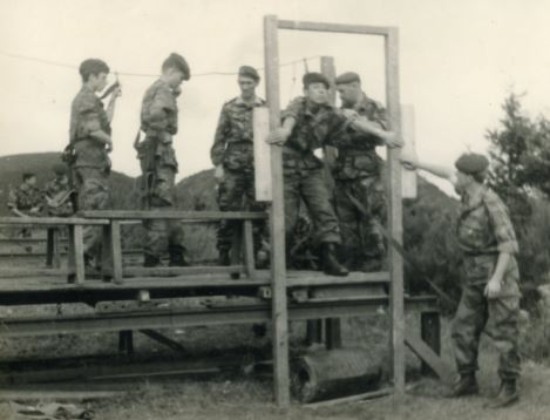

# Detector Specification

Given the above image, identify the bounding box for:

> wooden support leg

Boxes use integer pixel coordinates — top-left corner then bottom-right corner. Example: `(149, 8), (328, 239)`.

(325, 318), (342, 350)
(243, 220), (255, 278)
(230, 225), (243, 279)
(101, 225), (112, 282)
(103, 221), (123, 284)
(118, 330), (134, 355)
(306, 320), (323, 346)
(420, 311), (441, 377)
(46, 228), (55, 268)
(67, 225), (85, 284)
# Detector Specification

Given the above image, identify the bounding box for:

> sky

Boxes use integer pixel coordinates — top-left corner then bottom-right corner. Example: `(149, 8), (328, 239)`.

(1, 0), (550, 191)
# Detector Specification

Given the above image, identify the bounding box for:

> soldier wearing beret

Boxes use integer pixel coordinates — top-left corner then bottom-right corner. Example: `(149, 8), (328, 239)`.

(211, 65), (268, 267)
(45, 163), (74, 217)
(401, 152), (521, 408)
(332, 72), (402, 272)
(135, 53), (190, 267)
(267, 72), (394, 275)
(67, 58), (120, 267)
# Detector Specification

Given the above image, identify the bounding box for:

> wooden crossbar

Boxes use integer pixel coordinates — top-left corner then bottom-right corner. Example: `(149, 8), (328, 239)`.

(0, 217), (108, 225)
(80, 210), (267, 221)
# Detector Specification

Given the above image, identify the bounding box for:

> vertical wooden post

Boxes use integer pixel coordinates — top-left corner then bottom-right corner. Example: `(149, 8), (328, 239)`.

(420, 311), (441, 377)
(320, 56), (342, 349)
(46, 228), (61, 268)
(243, 220), (255, 278)
(72, 224), (85, 284)
(110, 221), (123, 284)
(385, 27), (405, 396)
(264, 14), (290, 408)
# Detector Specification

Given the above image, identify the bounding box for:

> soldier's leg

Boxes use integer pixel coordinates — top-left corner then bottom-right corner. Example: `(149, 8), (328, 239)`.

(246, 173), (269, 265)
(283, 172), (301, 246)
(333, 180), (361, 269)
(217, 170), (245, 262)
(452, 283), (488, 376)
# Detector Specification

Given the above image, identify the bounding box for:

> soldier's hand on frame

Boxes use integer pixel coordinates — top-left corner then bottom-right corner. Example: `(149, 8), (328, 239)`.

(484, 276), (502, 299)
(384, 131), (403, 148)
(400, 149), (418, 170)
(214, 165), (224, 183)
(266, 127), (291, 146)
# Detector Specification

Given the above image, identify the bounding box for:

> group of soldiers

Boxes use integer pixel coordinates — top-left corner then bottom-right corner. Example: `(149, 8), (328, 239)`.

(7, 51), (521, 408)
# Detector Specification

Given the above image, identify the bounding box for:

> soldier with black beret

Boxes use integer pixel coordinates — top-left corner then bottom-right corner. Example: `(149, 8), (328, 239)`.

(266, 72), (396, 276)
(401, 152), (521, 409)
(136, 53), (191, 267)
(211, 65), (267, 268)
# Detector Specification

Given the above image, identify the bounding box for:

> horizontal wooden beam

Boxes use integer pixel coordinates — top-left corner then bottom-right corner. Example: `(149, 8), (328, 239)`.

(79, 210), (268, 221)
(0, 268), (69, 278)
(122, 265), (246, 277)
(286, 270), (390, 286)
(0, 217), (108, 226)
(277, 20), (391, 36)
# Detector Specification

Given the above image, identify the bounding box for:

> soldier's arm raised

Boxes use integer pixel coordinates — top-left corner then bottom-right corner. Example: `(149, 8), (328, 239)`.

(400, 152), (457, 186)
(266, 117), (295, 145)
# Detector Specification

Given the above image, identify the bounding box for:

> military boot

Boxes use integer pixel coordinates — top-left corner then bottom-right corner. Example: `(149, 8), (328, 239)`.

(447, 374), (479, 398)
(321, 243), (349, 277)
(168, 246), (189, 267)
(485, 379), (519, 409)
(144, 254), (161, 268)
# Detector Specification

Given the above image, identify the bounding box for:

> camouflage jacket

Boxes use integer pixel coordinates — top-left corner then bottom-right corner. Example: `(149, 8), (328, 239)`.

(69, 85), (111, 169)
(333, 93), (388, 180)
(140, 79), (179, 141)
(45, 178), (74, 216)
(281, 97), (351, 167)
(457, 186), (519, 255)
(210, 96), (266, 168)
(7, 183), (43, 212)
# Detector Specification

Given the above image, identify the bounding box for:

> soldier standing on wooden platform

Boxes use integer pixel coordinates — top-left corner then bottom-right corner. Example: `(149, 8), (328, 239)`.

(67, 58), (120, 268)
(267, 72), (395, 276)
(211, 66), (267, 267)
(332, 72), (402, 272)
(401, 152), (521, 409)
(136, 53), (190, 268)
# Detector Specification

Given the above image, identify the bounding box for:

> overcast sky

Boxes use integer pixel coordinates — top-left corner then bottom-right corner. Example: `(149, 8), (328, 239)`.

(1, 0), (550, 188)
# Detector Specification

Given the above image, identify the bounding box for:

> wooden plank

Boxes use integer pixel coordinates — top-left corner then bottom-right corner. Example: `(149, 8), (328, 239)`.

(101, 225), (113, 281)
(305, 387), (393, 408)
(287, 270), (390, 286)
(264, 14), (290, 408)
(111, 221), (123, 284)
(253, 107), (273, 201)
(0, 390), (124, 400)
(46, 228), (55, 268)
(67, 225), (76, 283)
(405, 331), (454, 385)
(0, 268), (68, 278)
(401, 104), (417, 199)
(72, 225), (85, 284)
(277, 20), (390, 36)
(79, 210), (267, 221)
(123, 265), (246, 277)
(243, 220), (255, 277)
(0, 217), (108, 225)
(385, 27), (406, 396)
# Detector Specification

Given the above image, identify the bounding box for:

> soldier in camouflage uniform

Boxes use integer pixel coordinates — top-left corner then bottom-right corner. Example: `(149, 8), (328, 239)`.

(267, 73), (398, 276)
(211, 66), (267, 266)
(67, 58), (120, 267)
(135, 53), (190, 267)
(401, 152), (521, 409)
(333, 72), (402, 272)
(8, 173), (43, 217)
(45, 163), (74, 217)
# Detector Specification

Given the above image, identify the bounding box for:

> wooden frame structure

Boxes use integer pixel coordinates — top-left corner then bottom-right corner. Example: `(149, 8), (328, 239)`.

(263, 15), (405, 405)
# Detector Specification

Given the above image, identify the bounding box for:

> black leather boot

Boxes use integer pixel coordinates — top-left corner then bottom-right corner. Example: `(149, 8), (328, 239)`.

(486, 379), (519, 408)
(447, 373), (479, 398)
(321, 243), (349, 277)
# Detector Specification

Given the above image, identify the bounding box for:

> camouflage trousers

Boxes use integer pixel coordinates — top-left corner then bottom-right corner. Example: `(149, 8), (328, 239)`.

(452, 254), (521, 380)
(216, 168), (266, 253)
(284, 166), (341, 245)
(333, 175), (386, 269)
(72, 166), (109, 259)
(141, 164), (185, 261)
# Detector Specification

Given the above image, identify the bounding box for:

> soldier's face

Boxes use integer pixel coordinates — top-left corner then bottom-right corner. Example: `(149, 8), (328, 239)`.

(337, 83), (359, 106)
(304, 83), (329, 104)
(90, 72), (109, 92)
(238, 76), (257, 96)
(455, 171), (472, 194)
(167, 68), (186, 89)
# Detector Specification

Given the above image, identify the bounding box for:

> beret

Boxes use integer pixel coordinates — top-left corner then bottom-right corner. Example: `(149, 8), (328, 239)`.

(302, 72), (330, 89)
(163, 53), (191, 80)
(455, 153), (489, 175)
(52, 163), (68, 175)
(238, 65), (260, 81)
(335, 72), (361, 85)
(22, 172), (35, 179)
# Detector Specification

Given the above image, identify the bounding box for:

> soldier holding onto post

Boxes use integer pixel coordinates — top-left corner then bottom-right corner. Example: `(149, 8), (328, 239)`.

(135, 53), (190, 267)
(332, 72), (402, 272)
(211, 65), (267, 267)
(401, 152), (521, 408)
(67, 58), (120, 268)
(267, 72), (399, 276)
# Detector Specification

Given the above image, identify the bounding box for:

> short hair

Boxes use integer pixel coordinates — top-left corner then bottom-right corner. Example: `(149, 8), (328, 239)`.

(22, 172), (35, 181)
(79, 59), (110, 82)
(162, 53), (191, 80)
(472, 169), (488, 184)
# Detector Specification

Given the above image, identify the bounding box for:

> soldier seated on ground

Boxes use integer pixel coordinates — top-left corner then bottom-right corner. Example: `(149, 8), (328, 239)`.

(44, 163), (74, 217)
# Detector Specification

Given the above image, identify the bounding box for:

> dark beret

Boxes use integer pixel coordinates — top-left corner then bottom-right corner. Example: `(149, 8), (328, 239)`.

(239, 65), (260, 81)
(52, 163), (68, 175)
(335, 72), (361, 85)
(22, 172), (35, 180)
(302, 72), (330, 89)
(162, 53), (191, 80)
(455, 153), (489, 175)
